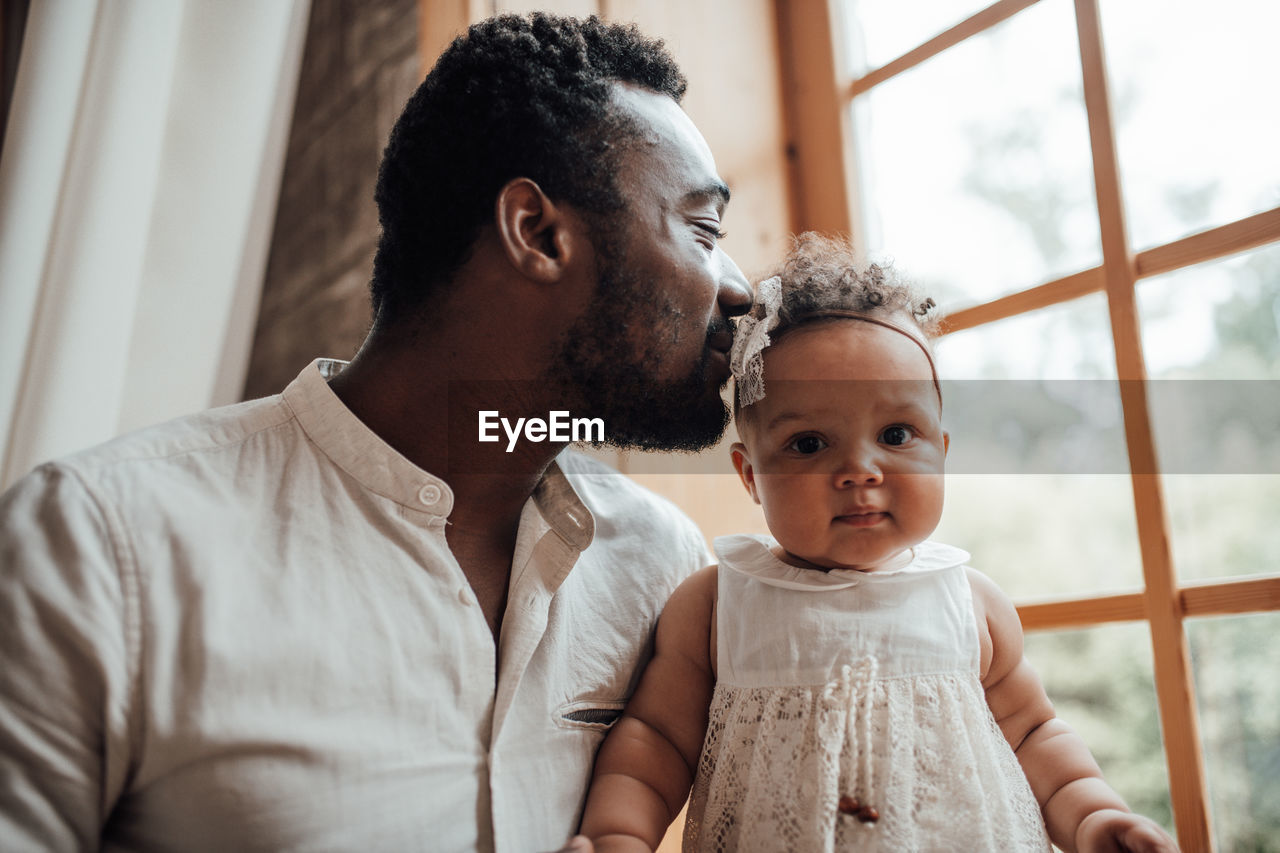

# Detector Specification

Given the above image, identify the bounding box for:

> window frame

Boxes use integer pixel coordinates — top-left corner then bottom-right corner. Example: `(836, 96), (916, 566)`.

(778, 0), (1280, 847)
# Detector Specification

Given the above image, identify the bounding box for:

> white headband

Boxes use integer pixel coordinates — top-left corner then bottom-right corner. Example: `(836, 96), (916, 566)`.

(729, 277), (941, 407)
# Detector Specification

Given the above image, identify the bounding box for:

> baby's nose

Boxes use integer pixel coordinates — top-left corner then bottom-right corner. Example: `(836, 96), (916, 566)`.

(835, 453), (883, 487)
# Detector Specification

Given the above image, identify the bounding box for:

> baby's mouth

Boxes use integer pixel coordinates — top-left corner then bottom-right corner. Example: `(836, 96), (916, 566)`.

(834, 511), (889, 527)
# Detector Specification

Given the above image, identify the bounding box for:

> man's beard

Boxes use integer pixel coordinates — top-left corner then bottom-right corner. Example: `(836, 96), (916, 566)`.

(548, 246), (731, 453)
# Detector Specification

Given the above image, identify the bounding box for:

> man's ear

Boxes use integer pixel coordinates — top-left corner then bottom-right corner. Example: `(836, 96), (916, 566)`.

(494, 177), (577, 284)
(730, 442), (760, 505)
(943, 430), (950, 457)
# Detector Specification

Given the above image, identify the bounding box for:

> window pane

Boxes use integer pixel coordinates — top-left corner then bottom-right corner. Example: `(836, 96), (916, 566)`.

(1100, 0), (1280, 251)
(1138, 246), (1280, 382)
(1024, 623), (1174, 833)
(937, 291), (1117, 380)
(1161, 473), (1280, 582)
(1188, 614), (1280, 850)
(1138, 245), (1280, 580)
(936, 475), (1142, 598)
(845, 0), (993, 72)
(932, 294), (1144, 598)
(853, 0), (1100, 306)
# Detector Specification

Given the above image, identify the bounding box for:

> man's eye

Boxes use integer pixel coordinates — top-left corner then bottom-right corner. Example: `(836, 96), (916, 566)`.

(694, 222), (727, 245)
(880, 426), (912, 446)
(788, 435), (827, 454)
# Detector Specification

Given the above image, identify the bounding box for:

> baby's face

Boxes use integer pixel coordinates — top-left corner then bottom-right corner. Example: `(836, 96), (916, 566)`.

(732, 320), (948, 572)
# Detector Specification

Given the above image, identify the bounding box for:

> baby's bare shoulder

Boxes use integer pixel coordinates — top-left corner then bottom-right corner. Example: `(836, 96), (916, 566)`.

(670, 563), (718, 605)
(964, 567), (1024, 684)
(654, 565), (718, 672)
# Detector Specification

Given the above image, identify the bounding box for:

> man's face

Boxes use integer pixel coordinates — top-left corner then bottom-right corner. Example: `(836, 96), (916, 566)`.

(553, 85), (752, 452)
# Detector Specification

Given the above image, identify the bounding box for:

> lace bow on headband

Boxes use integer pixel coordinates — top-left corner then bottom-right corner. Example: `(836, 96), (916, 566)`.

(728, 276), (783, 407)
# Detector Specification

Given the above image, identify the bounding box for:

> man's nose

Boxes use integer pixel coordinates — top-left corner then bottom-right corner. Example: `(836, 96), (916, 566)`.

(716, 248), (753, 317)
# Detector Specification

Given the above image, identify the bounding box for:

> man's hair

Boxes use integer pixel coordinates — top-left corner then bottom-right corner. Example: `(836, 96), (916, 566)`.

(370, 13), (686, 324)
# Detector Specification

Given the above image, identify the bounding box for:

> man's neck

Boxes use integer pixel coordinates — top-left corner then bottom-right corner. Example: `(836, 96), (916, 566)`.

(331, 318), (567, 477)
(328, 328), (570, 639)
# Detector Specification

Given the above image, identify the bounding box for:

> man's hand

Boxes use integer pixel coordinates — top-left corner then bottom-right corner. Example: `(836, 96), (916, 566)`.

(1076, 809), (1179, 853)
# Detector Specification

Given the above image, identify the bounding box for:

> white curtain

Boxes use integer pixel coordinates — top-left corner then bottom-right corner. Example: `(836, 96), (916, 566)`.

(0, 0), (311, 490)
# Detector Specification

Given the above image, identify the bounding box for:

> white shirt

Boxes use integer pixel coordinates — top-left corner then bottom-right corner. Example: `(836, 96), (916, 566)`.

(0, 359), (708, 853)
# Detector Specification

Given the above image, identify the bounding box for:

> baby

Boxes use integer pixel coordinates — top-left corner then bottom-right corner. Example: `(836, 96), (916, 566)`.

(574, 235), (1178, 852)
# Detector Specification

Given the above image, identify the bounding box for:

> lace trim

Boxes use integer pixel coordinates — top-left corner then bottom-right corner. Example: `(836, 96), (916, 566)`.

(685, 677), (1049, 852)
(729, 276), (783, 407)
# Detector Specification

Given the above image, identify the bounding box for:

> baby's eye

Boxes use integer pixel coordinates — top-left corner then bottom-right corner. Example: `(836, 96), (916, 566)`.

(880, 425), (913, 446)
(788, 435), (827, 455)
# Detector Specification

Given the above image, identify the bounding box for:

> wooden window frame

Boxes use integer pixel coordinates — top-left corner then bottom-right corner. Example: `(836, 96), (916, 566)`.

(779, 0), (1280, 847)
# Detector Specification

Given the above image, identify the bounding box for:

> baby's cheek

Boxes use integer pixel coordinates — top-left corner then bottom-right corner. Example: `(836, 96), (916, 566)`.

(760, 496), (809, 550)
(912, 476), (947, 534)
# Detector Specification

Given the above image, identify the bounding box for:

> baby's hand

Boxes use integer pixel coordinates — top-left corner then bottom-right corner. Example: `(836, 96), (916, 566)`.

(1076, 809), (1179, 852)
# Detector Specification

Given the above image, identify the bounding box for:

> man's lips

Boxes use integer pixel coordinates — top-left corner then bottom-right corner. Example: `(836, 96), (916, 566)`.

(707, 327), (734, 354)
(708, 344), (732, 379)
(834, 511), (889, 527)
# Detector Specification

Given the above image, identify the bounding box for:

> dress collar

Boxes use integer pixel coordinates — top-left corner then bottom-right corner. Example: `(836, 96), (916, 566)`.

(714, 533), (969, 591)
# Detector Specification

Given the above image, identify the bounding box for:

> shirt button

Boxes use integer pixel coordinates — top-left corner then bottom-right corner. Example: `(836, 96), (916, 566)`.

(458, 587), (472, 606)
(418, 483), (442, 507)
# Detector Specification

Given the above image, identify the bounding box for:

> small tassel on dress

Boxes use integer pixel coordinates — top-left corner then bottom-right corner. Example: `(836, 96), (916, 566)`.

(823, 656), (880, 827)
(837, 795), (879, 824)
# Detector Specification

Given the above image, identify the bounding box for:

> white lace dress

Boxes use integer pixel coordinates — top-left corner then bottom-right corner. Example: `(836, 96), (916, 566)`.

(683, 535), (1050, 852)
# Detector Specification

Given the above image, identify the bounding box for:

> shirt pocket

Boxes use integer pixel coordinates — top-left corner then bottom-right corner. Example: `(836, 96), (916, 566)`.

(555, 698), (626, 733)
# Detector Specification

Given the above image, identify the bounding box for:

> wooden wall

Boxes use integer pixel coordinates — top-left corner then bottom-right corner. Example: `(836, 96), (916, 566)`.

(598, 0), (793, 546)
(243, 0), (420, 399)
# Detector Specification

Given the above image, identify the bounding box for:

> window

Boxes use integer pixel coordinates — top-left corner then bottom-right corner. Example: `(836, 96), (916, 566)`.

(786, 0), (1280, 846)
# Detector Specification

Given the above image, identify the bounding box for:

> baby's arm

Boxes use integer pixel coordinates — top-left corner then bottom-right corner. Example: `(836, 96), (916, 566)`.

(578, 565), (719, 853)
(968, 569), (1179, 853)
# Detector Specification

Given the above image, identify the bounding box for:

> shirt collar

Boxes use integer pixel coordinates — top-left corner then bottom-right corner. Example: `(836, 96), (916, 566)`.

(282, 359), (596, 549)
(532, 460), (595, 552)
(283, 359), (454, 514)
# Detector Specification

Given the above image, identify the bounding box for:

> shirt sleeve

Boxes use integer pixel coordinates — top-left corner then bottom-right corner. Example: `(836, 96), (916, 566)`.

(0, 464), (136, 851)
(672, 500), (713, 575)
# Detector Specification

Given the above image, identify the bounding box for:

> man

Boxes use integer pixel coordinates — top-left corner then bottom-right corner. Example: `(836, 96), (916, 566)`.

(0, 13), (750, 852)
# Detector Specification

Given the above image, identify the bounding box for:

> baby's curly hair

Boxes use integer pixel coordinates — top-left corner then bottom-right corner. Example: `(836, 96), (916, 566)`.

(733, 233), (942, 415)
(750, 232), (941, 338)
(371, 13), (686, 325)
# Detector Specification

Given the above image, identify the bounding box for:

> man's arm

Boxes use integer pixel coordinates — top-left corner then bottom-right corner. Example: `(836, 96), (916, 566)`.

(1, 465), (133, 850)
(970, 569), (1178, 852)
(578, 565), (718, 853)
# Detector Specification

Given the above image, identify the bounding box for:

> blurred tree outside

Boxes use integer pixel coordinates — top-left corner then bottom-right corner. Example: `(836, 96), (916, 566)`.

(851, 0), (1277, 843)
(917, 25), (1279, 850)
